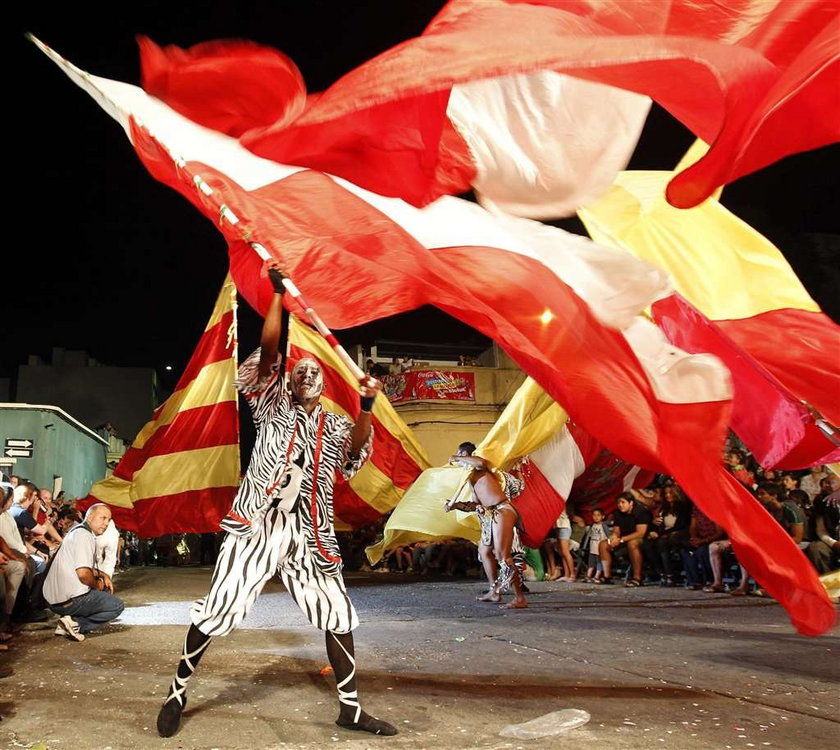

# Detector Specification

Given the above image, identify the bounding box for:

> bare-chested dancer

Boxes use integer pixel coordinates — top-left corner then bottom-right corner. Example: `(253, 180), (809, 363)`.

(445, 444), (527, 609)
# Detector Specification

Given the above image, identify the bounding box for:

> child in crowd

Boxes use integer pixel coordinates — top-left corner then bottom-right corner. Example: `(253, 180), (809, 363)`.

(585, 508), (609, 583)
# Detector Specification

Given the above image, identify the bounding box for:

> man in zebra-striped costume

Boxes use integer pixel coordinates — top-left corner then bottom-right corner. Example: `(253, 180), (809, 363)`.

(156, 264), (397, 738)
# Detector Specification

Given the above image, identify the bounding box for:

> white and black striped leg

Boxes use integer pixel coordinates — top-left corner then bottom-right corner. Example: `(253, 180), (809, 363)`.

(326, 630), (397, 737)
(495, 560), (516, 593)
(157, 625), (212, 737)
(327, 630), (361, 723)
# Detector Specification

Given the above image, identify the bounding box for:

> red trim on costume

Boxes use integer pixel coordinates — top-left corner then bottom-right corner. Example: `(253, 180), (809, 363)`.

(310, 411), (341, 564)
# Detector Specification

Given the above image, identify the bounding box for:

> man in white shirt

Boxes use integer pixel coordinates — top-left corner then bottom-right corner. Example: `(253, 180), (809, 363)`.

(43, 504), (124, 641)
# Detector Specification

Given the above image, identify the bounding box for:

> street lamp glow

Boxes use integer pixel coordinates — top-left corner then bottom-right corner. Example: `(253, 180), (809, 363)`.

(540, 309), (554, 325)
(165, 365), (173, 371)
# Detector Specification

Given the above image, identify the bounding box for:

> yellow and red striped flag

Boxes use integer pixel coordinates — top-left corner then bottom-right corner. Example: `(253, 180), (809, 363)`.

(288, 316), (431, 529)
(80, 275), (240, 536)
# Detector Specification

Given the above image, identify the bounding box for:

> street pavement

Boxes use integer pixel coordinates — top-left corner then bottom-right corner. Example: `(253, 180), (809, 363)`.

(2, 566), (838, 749)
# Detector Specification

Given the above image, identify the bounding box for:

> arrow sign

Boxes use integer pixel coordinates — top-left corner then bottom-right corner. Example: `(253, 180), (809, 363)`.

(4, 448), (32, 458)
(5, 439), (34, 449)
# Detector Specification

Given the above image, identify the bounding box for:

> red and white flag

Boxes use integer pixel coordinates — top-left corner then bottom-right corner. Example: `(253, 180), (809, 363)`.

(35, 37), (835, 634)
(137, 0), (838, 212)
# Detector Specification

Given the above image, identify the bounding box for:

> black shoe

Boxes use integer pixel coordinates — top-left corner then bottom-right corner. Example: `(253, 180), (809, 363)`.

(14, 609), (49, 623)
(336, 715), (398, 736)
(157, 696), (186, 737)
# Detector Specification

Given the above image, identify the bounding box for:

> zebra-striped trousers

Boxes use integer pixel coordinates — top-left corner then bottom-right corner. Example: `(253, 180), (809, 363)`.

(190, 501), (359, 636)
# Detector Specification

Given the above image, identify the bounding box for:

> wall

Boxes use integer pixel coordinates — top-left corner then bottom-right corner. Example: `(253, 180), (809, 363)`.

(0, 404), (108, 499)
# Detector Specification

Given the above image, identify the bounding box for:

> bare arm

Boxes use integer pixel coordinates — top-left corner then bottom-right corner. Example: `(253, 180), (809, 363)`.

(76, 566), (104, 590)
(43, 520), (63, 545)
(0, 537), (25, 562)
(449, 455), (488, 471)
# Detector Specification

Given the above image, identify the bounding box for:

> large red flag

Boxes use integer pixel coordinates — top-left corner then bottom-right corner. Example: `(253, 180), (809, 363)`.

(137, 0), (838, 211)
(35, 38), (835, 635)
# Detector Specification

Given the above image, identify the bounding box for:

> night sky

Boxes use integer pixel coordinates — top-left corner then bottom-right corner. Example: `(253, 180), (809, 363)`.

(11, 1), (838, 396)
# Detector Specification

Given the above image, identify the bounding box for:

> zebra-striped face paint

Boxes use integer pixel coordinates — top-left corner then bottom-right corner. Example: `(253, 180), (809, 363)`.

(291, 357), (324, 402)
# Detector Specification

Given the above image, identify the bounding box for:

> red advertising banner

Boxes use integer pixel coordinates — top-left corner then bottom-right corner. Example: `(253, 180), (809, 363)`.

(383, 370), (476, 404)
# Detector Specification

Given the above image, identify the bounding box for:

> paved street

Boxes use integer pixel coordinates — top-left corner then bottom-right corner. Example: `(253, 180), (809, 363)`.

(3, 567), (838, 749)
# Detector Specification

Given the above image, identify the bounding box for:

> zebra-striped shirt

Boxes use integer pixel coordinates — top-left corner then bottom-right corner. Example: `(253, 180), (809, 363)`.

(221, 349), (372, 576)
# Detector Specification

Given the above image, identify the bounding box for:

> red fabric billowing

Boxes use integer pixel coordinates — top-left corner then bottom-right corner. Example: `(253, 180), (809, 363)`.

(715, 309), (840, 429)
(138, 35), (306, 138)
(139, 1), (839, 208)
(654, 295), (840, 468)
(87, 487), (240, 538)
(128, 119), (835, 633)
(516, 461), (565, 549)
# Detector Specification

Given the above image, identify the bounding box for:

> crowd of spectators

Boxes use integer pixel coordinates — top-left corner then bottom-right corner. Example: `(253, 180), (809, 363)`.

(0, 473), (225, 675)
(3, 434), (835, 673)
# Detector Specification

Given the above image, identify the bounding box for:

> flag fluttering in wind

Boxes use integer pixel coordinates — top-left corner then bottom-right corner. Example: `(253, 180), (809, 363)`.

(138, 0), (838, 212)
(33, 33), (835, 634)
(579, 145), (840, 469)
(288, 316), (431, 529)
(80, 275), (240, 537)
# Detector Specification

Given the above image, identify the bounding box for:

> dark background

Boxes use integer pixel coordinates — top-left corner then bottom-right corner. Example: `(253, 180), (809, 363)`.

(11, 0), (838, 397)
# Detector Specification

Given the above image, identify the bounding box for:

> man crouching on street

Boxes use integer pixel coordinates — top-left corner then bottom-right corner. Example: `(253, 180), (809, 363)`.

(44, 503), (125, 641)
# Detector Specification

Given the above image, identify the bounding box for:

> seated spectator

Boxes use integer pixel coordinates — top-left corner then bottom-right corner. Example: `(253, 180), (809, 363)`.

(705, 483), (801, 596)
(597, 492), (652, 586)
(0, 483), (26, 640)
(43, 504), (125, 641)
(705, 538), (749, 594)
(388, 357), (403, 375)
(787, 489), (812, 516)
(757, 482), (806, 548)
(401, 356), (415, 373)
(725, 450), (755, 489)
(411, 540), (439, 574)
(812, 475), (836, 508)
(805, 475), (840, 574)
(800, 465), (828, 502)
(0, 484), (48, 624)
(645, 485), (692, 586)
(680, 502), (724, 589)
(780, 473), (800, 496)
(10, 483), (53, 574)
(381, 545), (412, 573)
